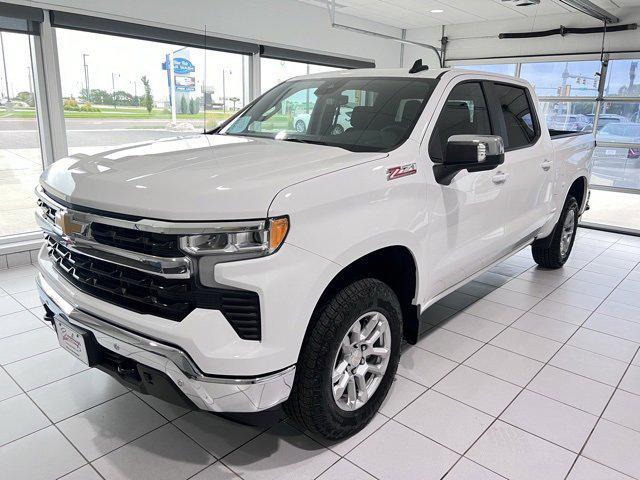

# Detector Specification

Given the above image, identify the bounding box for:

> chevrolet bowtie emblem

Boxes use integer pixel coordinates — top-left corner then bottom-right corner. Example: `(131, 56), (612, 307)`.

(54, 211), (84, 236)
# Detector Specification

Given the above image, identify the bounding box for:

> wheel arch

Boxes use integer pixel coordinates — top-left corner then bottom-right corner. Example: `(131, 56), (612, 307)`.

(568, 175), (588, 213)
(306, 245), (421, 347)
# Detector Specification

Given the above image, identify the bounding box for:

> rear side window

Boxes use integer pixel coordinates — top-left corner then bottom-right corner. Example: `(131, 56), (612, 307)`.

(428, 82), (492, 161)
(494, 83), (537, 149)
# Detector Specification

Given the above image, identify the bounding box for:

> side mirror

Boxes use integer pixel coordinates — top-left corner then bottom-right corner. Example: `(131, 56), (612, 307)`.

(433, 135), (505, 185)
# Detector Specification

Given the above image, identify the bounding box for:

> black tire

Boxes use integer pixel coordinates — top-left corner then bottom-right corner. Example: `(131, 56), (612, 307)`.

(284, 278), (402, 440)
(332, 124), (344, 135)
(532, 195), (579, 269)
(295, 120), (307, 133)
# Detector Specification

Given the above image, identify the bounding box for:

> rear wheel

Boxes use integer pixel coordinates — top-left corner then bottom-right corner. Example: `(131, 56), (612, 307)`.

(532, 196), (579, 269)
(284, 278), (402, 440)
(295, 120), (307, 133)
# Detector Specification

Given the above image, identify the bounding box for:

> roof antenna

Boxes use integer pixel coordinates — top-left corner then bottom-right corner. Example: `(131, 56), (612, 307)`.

(409, 59), (429, 74)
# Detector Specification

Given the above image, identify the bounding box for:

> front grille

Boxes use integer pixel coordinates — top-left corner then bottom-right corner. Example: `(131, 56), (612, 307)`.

(46, 236), (261, 339)
(38, 199), (58, 223)
(91, 223), (181, 257)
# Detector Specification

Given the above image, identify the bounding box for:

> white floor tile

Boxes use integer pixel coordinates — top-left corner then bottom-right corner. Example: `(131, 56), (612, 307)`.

(395, 390), (493, 453)
(467, 420), (575, 480)
(11, 290), (41, 309)
(0, 367), (21, 402)
(444, 457), (505, 480)
(620, 365), (640, 396)
(222, 422), (338, 480)
(316, 459), (375, 480)
(378, 375), (426, 418)
(29, 368), (128, 422)
(500, 390), (597, 452)
(191, 462), (242, 479)
(442, 312), (505, 342)
(511, 312), (578, 342)
(93, 424), (215, 480)
(0, 327), (58, 365)
(603, 389), (640, 432)
(608, 289), (640, 309)
(346, 420), (459, 480)
(174, 410), (265, 458)
(133, 391), (191, 421)
(0, 275), (37, 295)
(546, 289), (603, 310)
(0, 394), (50, 446)
(571, 270), (624, 287)
(437, 291), (478, 311)
(560, 278), (614, 299)
(416, 328), (483, 362)
(490, 328), (562, 362)
(528, 365), (614, 415)
(550, 345), (628, 387)
(397, 346), (457, 387)
(0, 310), (44, 339)
(59, 464), (104, 480)
(0, 296), (25, 317)
(463, 299), (525, 325)
(585, 313), (640, 343)
(567, 328), (638, 362)
(596, 301), (640, 324)
(58, 393), (166, 461)
(567, 456), (634, 480)
(0, 426), (85, 480)
(434, 366), (521, 416)
(583, 420), (640, 478)
(464, 344), (543, 387)
(422, 303), (458, 326)
(529, 299), (592, 325)
(501, 278), (556, 298)
(4, 348), (88, 391)
(617, 278), (640, 294)
(484, 288), (541, 311)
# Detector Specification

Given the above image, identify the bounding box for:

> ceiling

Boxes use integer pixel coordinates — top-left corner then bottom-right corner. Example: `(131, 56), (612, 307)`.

(299, 0), (640, 29)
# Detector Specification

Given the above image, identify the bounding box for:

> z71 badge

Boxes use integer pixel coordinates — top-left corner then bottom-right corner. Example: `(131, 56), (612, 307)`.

(387, 163), (417, 181)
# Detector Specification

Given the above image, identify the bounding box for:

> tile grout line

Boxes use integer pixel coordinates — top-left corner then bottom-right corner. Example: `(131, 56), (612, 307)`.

(439, 240), (640, 479)
(563, 344), (640, 480)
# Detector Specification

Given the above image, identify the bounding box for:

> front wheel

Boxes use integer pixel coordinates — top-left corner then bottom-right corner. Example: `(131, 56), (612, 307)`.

(532, 195), (579, 269)
(295, 120), (307, 133)
(284, 278), (402, 440)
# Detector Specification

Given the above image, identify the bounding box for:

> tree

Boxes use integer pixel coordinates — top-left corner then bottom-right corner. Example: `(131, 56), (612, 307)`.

(229, 97), (240, 110)
(14, 91), (34, 107)
(140, 76), (154, 114)
(180, 96), (188, 114)
(188, 98), (196, 115)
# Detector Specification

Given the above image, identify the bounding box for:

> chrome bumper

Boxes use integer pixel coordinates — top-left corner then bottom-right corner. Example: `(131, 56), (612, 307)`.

(36, 273), (295, 413)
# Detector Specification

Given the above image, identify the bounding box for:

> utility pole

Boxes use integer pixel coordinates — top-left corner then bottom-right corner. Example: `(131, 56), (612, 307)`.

(82, 53), (90, 101)
(111, 72), (119, 109)
(169, 51), (177, 124)
(0, 32), (11, 105)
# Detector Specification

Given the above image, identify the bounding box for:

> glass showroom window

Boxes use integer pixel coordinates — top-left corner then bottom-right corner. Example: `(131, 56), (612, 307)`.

(260, 57), (342, 93)
(0, 29), (43, 238)
(581, 59), (640, 231)
(55, 29), (248, 155)
(538, 100), (596, 133)
(520, 60), (601, 98)
(456, 63), (517, 76)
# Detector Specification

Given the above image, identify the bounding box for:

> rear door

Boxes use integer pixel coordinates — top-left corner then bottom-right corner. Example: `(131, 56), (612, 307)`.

(423, 79), (511, 298)
(487, 82), (554, 244)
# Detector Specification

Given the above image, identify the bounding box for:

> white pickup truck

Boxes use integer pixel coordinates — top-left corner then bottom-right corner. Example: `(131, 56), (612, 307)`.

(35, 66), (594, 440)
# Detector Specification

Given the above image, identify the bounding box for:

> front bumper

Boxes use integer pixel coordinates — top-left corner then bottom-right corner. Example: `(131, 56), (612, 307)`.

(37, 273), (295, 413)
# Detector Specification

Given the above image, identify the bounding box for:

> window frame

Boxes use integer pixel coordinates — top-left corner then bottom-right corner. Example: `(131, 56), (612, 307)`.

(488, 80), (542, 152)
(427, 79), (496, 163)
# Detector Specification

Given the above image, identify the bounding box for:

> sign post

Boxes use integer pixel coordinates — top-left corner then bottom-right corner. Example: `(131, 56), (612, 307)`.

(169, 51), (177, 124)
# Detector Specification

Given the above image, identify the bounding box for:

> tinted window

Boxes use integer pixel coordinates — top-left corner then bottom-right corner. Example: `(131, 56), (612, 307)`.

(219, 77), (438, 152)
(494, 83), (537, 149)
(428, 82), (492, 161)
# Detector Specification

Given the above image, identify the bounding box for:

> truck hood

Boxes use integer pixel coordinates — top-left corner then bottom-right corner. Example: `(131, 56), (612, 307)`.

(41, 134), (386, 220)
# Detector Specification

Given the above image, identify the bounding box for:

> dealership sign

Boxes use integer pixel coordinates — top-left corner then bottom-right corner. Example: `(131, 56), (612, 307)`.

(173, 58), (195, 75)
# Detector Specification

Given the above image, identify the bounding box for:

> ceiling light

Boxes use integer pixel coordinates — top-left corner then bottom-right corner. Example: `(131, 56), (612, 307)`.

(430, 9), (444, 13)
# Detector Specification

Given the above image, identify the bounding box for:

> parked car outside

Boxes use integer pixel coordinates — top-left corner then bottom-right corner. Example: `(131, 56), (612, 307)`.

(294, 107), (353, 134)
(592, 122), (640, 189)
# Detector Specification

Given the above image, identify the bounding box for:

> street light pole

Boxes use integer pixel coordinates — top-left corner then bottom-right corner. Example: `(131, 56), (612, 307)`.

(111, 72), (119, 109)
(0, 32), (11, 104)
(82, 53), (90, 101)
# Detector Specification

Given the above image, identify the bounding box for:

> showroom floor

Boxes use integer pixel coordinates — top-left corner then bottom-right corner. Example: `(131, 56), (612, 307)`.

(0, 228), (639, 480)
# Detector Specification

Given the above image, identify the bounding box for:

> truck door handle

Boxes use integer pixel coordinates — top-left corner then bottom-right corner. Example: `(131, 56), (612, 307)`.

(492, 172), (508, 184)
(541, 160), (553, 171)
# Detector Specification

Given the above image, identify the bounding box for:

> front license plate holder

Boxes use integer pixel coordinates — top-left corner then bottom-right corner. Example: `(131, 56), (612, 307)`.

(55, 318), (98, 366)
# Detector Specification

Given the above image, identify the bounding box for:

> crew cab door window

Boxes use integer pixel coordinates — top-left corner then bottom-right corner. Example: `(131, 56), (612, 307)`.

(428, 82), (492, 161)
(493, 83), (538, 149)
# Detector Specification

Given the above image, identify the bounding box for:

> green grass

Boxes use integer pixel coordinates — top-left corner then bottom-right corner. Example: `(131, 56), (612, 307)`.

(0, 106), (236, 121)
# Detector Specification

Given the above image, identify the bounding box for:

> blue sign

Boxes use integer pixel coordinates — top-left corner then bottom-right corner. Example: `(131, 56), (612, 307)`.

(173, 58), (195, 75)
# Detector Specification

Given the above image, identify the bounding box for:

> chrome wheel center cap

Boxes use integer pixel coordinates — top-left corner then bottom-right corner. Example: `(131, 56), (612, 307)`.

(348, 349), (363, 367)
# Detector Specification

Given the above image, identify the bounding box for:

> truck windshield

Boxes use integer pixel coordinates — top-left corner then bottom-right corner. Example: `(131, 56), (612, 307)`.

(215, 77), (438, 152)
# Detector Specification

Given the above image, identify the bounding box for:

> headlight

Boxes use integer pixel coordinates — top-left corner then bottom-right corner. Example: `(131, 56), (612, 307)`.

(179, 216), (289, 257)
